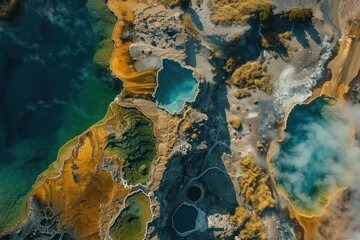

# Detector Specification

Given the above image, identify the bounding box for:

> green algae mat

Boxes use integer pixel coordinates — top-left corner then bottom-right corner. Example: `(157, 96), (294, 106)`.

(106, 108), (158, 186)
(110, 191), (152, 240)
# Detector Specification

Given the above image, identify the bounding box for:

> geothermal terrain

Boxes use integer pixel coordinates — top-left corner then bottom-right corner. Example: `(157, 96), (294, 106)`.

(1, 0), (360, 239)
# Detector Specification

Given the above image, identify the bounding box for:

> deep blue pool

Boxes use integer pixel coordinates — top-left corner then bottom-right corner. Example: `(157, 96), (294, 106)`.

(172, 204), (198, 233)
(154, 58), (198, 115)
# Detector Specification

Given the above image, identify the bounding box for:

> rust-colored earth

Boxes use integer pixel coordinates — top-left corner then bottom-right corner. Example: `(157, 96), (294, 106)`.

(29, 104), (139, 239)
(108, 0), (157, 96)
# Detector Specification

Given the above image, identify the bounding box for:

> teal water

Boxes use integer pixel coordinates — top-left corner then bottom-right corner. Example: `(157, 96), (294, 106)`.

(154, 59), (199, 115)
(271, 96), (354, 213)
(172, 204), (198, 233)
(0, 0), (119, 232)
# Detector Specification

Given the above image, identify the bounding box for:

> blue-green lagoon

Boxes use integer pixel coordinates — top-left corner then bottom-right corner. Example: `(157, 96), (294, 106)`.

(0, 0), (118, 233)
(154, 59), (199, 115)
(270, 96), (355, 214)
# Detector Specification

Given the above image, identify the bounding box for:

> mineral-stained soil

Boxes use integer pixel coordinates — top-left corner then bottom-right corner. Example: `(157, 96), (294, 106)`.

(320, 0), (360, 100)
(28, 104), (137, 240)
(108, 0), (158, 96)
(2, 103), (158, 239)
(110, 191), (152, 240)
(3, 0), (360, 239)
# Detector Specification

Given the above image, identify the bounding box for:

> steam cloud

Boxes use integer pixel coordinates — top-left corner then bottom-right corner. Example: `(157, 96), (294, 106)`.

(334, 103), (360, 239)
(272, 99), (360, 215)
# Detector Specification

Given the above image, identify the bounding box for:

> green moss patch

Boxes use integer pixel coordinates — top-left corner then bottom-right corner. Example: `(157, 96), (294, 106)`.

(110, 192), (152, 240)
(106, 109), (157, 185)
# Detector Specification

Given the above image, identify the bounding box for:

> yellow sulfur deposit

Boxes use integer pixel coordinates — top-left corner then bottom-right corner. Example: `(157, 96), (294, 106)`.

(231, 61), (272, 94)
(238, 214), (267, 240)
(209, 0), (273, 25)
(229, 206), (250, 227)
(229, 118), (242, 130)
(239, 154), (275, 213)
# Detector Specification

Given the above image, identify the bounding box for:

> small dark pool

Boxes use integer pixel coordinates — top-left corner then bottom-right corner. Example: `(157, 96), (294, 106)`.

(172, 204), (198, 234)
(187, 186), (201, 201)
